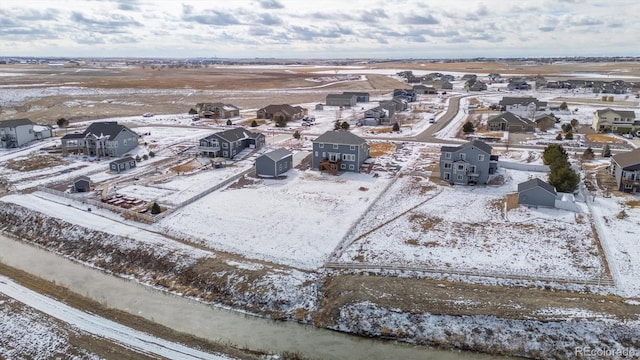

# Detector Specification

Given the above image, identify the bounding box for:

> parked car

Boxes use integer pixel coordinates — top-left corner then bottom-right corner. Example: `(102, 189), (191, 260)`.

(143, 113), (154, 117)
(429, 117), (436, 123)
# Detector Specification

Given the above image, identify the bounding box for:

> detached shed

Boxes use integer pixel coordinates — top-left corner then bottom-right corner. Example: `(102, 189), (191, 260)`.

(518, 178), (557, 208)
(255, 148), (293, 178)
(73, 176), (91, 193)
(109, 156), (136, 173)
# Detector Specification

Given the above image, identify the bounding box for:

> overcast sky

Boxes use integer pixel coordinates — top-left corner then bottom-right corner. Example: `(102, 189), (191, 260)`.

(1, 0), (638, 59)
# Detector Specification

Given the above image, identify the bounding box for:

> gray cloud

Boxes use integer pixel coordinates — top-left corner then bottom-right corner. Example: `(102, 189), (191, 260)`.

(249, 26), (273, 36)
(258, 0), (284, 9)
(182, 9), (241, 26)
(71, 11), (142, 33)
(568, 16), (603, 26)
(257, 13), (283, 26)
(402, 14), (439, 25)
(358, 9), (388, 23)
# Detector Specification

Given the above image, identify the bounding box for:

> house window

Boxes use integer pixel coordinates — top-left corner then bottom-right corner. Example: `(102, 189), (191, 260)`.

(349, 164), (355, 170)
(444, 162), (452, 169)
(444, 172), (451, 180)
(278, 163), (283, 171)
(315, 151), (318, 157)
(322, 152), (326, 158)
(478, 154), (485, 161)
(222, 143), (228, 148)
(223, 151), (228, 157)
(444, 152), (451, 159)
(457, 164), (465, 170)
(460, 153), (466, 160)
(625, 184), (633, 189)
(457, 174), (464, 180)
(342, 154), (355, 161)
(329, 153), (340, 162)
(340, 163), (346, 169)
(319, 143), (324, 148)
(350, 145), (356, 150)
(470, 165), (476, 173)
(333, 144), (339, 149)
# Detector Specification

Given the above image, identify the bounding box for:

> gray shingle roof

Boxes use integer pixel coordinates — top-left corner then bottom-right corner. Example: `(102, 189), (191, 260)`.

(488, 112), (536, 126)
(596, 108), (636, 119)
(210, 127), (261, 142)
(314, 131), (367, 146)
(262, 148), (292, 162)
(612, 148), (640, 169)
(110, 156), (135, 165)
(518, 178), (557, 195)
(0, 118), (34, 128)
(499, 97), (546, 107)
(441, 140), (493, 155)
(84, 122), (133, 139)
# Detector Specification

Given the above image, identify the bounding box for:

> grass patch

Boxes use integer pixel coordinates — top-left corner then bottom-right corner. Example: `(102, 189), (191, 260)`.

(625, 200), (640, 208)
(370, 127), (394, 134)
(369, 143), (396, 157)
(586, 134), (623, 143)
(170, 159), (202, 173)
(5, 154), (68, 172)
(408, 213), (442, 232)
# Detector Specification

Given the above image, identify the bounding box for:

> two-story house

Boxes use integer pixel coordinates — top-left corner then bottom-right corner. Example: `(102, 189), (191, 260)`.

(591, 108), (638, 133)
(61, 122), (138, 157)
(610, 149), (640, 193)
(439, 140), (499, 185)
(326, 93), (357, 107)
(0, 118), (51, 148)
(312, 131), (369, 175)
(199, 127), (265, 159)
(498, 97), (547, 117)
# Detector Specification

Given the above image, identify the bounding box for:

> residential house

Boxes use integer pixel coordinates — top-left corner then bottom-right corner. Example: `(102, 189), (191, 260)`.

(439, 140), (499, 185)
(326, 93), (357, 107)
(342, 92), (370, 103)
(255, 148), (293, 178)
(380, 98), (406, 117)
(257, 104), (307, 122)
(488, 73), (503, 82)
(518, 178), (557, 208)
(362, 106), (389, 126)
(412, 85), (437, 94)
(109, 156), (137, 173)
(487, 112), (536, 132)
(461, 74), (477, 82)
(610, 149), (640, 193)
(466, 80), (487, 92)
(433, 79), (453, 90)
(535, 114), (558, 130)
(498, 97), (548, 117)
(312, 131), (369, 175)
(199, 127), (265, 159)
(393, 89), (417, 102)
(592, 108), (638, 133)
(61, 122), (138, 157)
(0, 118), (50, 148)
(195, 103), (240, 119)
(72, 176), (91, 193)
(507, 79), (531, 90)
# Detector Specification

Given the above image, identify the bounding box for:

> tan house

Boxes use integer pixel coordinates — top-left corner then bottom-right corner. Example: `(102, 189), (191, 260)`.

(257, 104), (307, 122)
(592, 108), (638, 133)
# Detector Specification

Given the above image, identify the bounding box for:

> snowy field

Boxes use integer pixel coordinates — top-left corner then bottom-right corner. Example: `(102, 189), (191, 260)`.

(159, 168), (395, 269)
(337, 164), (605, 281)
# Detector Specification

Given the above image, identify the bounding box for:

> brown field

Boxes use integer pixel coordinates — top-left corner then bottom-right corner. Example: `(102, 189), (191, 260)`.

(3, 60), (640, 125)
(369, 143), (396, 157)
(587, 134), (624, 143)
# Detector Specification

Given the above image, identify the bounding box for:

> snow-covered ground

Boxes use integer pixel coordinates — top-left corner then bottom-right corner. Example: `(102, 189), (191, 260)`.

(337, 167), (604, 281)
(0, 276), (232, 359)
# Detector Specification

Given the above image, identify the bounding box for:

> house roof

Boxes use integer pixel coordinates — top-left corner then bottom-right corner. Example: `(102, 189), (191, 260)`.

(612, 148), (640, 168)
(498, 97), (546, 107)
(518, 178), (557, 196)
(73, 176), (91, 183)
(342, 92), (370, 97)
(488, 112), (536, 126)
(83, 122), (133, 139)
(326, 94), (357, 100)
(314, 130), (367, 146)
(110, 156), (135, 165)
(441, 140), (493, 155)
(209, 127), (262, 142)
(261, 148), (292, 162)
(61, 133), (85, 139)
(595, 108), (636, 119)
(0, 118), (34, 128)
(197, 102), (239, 112)
(258, 104), (305, 116)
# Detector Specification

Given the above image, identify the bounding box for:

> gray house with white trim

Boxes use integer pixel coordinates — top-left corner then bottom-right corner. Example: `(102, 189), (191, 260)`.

(312, 131), (369, 174)
(326, 94), (357, 107)
(199, 127), (265, 159)
(72, 176), (91, 193)
(439, 140), (498, 185)
(61, 122), (138, 157)
(110, 156), (137, 173)
(255, 148), (293, 177)
(518, 178), (557, 208)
